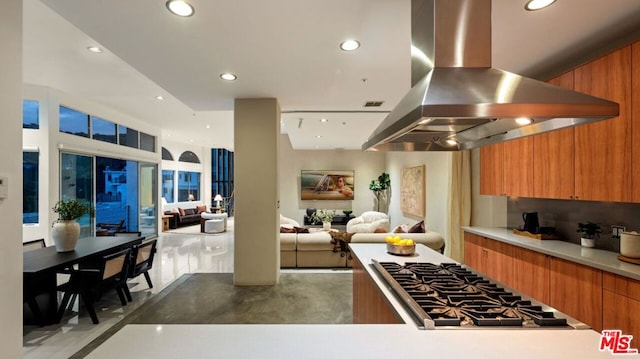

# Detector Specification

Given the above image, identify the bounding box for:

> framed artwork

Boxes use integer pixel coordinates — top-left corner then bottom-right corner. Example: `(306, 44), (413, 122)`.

(300, 170), (354, 200)
(401, 165), (425, 217)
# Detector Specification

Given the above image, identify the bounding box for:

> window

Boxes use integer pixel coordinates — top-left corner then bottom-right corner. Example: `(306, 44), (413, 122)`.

(179, 151), (200, 163)
(211, 148), (234, 211)
(178, 171), (200, 201)
(60, 153), (94, 237)
(162, 147), (174, 160)
(92, 116), (117, 144)
(23, 151), (39, 224)
(162, 170), (175, 203)
(140, 132), (156, 152)
(23, 100), (39, 129)
(118, 125), (139, 149)
(59, 106), (90, 138)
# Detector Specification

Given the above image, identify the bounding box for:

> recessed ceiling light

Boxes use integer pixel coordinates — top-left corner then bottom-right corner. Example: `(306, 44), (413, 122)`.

(340, 39), (360, 51)
(205, 124), (211, 129)
(320, 118), (328, 123)
(316, 135), (322, 139)
(155, 95), (164, 100)
(525, 0), (556, 11)
(515, 117), (533, 125)
(166, 0), (194, 17)
(445, 139), (458, 146)
(87, 46), (103, 53)
(220, 73), (237, 81)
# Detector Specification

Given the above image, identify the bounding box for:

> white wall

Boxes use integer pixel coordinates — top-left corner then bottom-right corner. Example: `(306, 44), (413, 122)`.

(278, 135), (386, 224)
(385, 152), (452, 242)
(469, 148), (507, 227)
(1, 0), (23, 355)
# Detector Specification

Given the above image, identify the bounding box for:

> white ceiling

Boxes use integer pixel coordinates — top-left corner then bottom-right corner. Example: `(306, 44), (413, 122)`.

(23, 0), (640, 150)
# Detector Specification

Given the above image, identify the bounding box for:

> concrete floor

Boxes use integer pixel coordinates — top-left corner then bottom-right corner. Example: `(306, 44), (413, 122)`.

(23, 219), (352, 359)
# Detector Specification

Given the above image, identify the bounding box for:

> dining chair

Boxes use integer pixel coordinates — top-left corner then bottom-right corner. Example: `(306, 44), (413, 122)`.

(57, 248), (131, 324)
(23, 238), (47, 325)
(123, 239), (157, 302)
(23, 238), (46, 251)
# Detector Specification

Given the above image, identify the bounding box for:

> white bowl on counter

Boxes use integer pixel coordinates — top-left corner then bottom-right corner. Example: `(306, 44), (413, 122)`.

(620, 231), (640, 258)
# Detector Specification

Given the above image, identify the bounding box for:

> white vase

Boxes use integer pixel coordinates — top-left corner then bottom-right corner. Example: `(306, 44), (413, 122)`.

(580, 237), (595, 248)
(323, 221), (331, 231)
(52, 220), (81, 252)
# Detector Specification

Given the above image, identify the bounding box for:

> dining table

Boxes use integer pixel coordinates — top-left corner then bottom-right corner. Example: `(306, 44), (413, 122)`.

(23, 235), (144, 325)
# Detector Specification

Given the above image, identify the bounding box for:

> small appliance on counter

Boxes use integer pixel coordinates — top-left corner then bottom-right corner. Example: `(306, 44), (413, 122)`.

(619, 231), (640, 264)
(514, 212), (559, 240)
(522, 212), (539, 233)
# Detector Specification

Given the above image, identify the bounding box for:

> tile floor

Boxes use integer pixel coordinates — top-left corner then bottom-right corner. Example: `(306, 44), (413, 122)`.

(23, 221), (236, 359)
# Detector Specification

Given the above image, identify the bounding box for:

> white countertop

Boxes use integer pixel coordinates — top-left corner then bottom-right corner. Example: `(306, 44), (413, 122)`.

(86, 244), (637, 359)
(462, 227), (640, 281)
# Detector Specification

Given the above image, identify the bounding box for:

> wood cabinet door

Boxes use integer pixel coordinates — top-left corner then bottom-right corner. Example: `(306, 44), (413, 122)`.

(533, 72), (575, 200)
(512, 246), (550, 304)
(632, 41), (640, 202)
(603, 272), (640, 340)
(574, 45), (632, 202)
(504, 137), (534, 198)
(479, 143), (504, 196)
(463, 232), (483, 271)
(549, 257), (603, 331)
(352, 256), (401, 324)
(482, 239), (514, 286)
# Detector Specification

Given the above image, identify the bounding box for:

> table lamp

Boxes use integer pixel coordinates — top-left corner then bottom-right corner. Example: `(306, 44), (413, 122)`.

(214, 194), (223, 209)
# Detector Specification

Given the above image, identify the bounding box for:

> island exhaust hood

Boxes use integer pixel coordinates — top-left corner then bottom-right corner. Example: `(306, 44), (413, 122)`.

(362, 0), (619, 151)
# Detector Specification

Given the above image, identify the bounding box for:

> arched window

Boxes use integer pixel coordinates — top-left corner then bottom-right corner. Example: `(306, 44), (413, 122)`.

(162, 147), (174, 161)
(179, 151), (200, 164)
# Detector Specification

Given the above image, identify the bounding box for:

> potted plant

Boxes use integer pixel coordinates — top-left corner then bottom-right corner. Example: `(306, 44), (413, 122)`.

(369, 172), (391, 213)
(52, 199), (92, 252)
(576, 221), (601, 248)
(311, 209), (336, 230)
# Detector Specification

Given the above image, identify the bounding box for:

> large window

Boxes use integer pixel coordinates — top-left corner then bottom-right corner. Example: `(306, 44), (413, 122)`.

(139, 163), (157, 238)
(92, 116), (117, 144)
(59, 106), (90, 138)
(60, 153), (94, 237)
(23, 100), (39, 129)
(95, 157), (138, 233)
(162, 170), (175, 203)
(211, 148), (234, 212)
(23, 151), (39, 224)
(119, 125), (139, 149)
(140, 132), (155, 152)
(178, 171), (200, 201)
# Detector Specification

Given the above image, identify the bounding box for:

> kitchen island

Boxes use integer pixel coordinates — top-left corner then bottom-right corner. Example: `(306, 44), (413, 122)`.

(85, 244), (631, 358)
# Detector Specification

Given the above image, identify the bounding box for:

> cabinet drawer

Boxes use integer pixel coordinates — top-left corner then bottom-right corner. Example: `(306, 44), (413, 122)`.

(603, 272), (640, 300)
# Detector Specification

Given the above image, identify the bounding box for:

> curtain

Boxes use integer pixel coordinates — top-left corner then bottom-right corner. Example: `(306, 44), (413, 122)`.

(447, 150), (471, 262)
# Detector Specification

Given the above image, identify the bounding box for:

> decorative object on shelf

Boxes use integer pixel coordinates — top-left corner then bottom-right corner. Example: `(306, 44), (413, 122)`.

(369, 172), (391, 213)
(311, 209), (336, 230)
(400, 165), (425, 217)
(342, 209), (353, 217)
(51, 199), (92, 252)
(620, 231), (640, 259)
(576, 221), (601, 248)
(213, 194), (223, 210)
(300, 170), (354, 200)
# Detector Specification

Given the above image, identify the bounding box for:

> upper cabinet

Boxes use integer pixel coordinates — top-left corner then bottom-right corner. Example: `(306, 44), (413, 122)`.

(481, 42), (637, 203)
(573, 45), (632, 202)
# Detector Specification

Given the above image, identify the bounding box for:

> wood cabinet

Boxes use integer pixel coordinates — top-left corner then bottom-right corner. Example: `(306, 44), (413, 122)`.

(603, 272), (640, 341)
(632, 42), (640, 202)
(463, 232), (513, 285)
(533, 72), (575, 200)
(548, 257), (603, 332)
(511, 246), (550, 304)
(480, 43), (635, 203)
(574, 45), (632, 202)
(352, 255), (401, 324)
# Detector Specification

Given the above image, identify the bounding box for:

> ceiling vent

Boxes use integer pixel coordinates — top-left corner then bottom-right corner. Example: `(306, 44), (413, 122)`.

(364, 101), (384, 107)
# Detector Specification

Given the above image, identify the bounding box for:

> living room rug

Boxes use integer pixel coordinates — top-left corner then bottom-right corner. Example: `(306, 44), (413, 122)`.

(72, 272), (352, 358)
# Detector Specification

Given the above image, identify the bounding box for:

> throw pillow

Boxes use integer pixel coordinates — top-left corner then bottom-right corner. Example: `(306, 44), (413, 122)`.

(178, 207), (186, 216)
(393, 224), (407, 233)
(280, 226), (296, 233)
(184, 208), (196, 215)
(196, 205), (206, 214)
(294, 226), (309, 233)
(408, 220), (426, 233)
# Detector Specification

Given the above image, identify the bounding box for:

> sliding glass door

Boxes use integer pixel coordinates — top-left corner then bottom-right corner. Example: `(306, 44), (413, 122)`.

(95, 157), (138, 233)
(60, 153), (94, 238)
(139, 162), (157, 238)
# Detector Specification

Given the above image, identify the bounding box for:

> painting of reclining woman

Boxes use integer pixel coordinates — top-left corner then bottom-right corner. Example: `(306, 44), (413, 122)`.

(301, 170), (354, 200)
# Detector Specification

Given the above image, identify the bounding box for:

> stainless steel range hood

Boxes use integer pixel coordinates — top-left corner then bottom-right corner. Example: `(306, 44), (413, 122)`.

(362, 0), (619, 151)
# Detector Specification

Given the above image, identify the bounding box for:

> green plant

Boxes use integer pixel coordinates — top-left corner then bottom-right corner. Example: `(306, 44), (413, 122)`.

(311, 209), (335, 224)
(369, 172), (390, 212)
(576, 221), (601, 239)
(53, 199), (92, 221)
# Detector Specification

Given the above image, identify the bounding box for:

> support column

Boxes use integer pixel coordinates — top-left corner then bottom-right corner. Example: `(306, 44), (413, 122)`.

(0, 0), (23, 356)
(233, 98), (280, 285)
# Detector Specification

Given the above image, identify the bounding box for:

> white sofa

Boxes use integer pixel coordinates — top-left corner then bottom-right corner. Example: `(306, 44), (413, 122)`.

(279, 213), (445, 268)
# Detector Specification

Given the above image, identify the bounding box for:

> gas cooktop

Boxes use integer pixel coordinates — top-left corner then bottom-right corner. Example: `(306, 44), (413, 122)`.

(371, 261), (588, 330)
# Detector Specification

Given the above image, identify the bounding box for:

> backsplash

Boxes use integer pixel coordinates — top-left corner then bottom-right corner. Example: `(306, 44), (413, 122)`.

(507, 198), (640, 253)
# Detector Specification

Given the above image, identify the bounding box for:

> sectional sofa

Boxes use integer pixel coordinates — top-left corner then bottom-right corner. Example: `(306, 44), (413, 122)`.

(280, 212), (445, 268)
